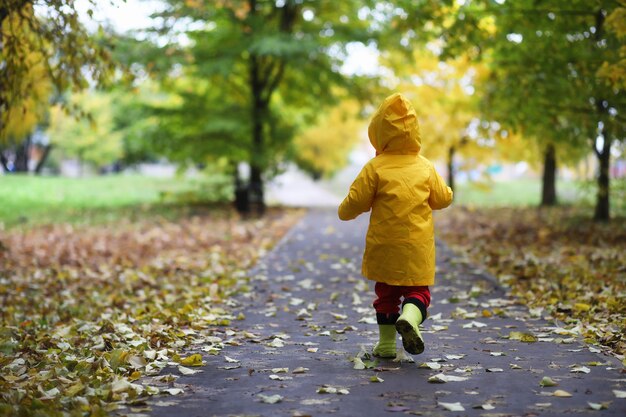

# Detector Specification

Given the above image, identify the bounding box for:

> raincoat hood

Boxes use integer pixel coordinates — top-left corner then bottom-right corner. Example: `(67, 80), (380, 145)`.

(368, 93), (421, 154)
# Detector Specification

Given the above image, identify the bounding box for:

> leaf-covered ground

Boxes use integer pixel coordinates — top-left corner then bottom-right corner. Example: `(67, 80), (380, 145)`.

(437, 206), (626, 359)
(0, 207), (303, 416)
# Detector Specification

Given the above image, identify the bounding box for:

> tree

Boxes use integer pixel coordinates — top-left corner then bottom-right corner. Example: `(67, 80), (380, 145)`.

(0, 1), (116, 171)
(46, 91), (124, 173)
(292, 98), (364, 179)
(134, 0), (389, 214)
(430, 0), (626, 220)
(387, 47), (490, 192)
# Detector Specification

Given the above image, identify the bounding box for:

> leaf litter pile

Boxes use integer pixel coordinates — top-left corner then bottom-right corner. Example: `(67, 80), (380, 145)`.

(0, 208), (302, 416)
(438, 206), (626, 359)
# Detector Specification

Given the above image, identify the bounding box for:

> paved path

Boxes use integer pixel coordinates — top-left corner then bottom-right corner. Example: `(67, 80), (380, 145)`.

(266, 166), (342, 207)
(148, 209), (625, 417)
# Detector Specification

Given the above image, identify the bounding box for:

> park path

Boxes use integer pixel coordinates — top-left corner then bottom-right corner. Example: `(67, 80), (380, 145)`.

(147, 208), (625, 417)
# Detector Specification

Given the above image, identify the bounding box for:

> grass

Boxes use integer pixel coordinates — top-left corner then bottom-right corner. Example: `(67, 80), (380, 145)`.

(2, 174), (624, 228)
(452, 178), (581, 207)
(453, 177), (625, 216)
(0, 174), (231, 228)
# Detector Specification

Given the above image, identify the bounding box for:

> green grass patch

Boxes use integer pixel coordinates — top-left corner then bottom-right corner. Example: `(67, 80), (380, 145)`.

(0, 174), (232, 228)
(453, 179), (579, 207)
(453, 178), (625, 216)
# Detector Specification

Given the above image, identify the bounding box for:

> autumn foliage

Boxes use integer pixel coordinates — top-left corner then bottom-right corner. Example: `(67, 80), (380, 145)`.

(0, 208), (302, 415)
(438, 207), (626, 356)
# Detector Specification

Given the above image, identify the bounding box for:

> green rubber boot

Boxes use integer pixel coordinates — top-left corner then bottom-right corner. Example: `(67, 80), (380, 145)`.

(395, 304), (424, 355)
(372, 324), (396, 358)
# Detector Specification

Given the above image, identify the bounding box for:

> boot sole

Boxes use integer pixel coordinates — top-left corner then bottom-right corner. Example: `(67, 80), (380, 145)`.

(395, 319), (424, 355)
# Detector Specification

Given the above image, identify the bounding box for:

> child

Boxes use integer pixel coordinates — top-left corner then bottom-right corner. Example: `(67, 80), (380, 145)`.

(338, 93), (453, 357)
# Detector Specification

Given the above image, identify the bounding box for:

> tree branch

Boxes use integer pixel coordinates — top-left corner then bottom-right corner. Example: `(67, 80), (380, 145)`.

(262, 61), (285, 104)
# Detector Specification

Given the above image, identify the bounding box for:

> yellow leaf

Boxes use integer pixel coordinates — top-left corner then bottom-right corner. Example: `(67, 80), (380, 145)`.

(553, 390), (572, 398)
(574, 303), (591, 312)
(509, 331), (537, 343)
(179, 353), (204, 367)
(482, 309), (492, 318)
(65, 382), (85, 397)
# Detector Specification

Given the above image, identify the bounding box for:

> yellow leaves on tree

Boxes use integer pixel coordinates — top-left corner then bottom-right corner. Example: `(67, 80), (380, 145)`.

(46, 91), (124, 169)
(391, 49), (488, 170)
(293, 99), (364, 179)
(0, 6), (52, 143)
(598, 5), (626, 89)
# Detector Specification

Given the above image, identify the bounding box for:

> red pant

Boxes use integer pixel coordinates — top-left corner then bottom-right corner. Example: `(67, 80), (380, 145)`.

(373, 282), (430, 324)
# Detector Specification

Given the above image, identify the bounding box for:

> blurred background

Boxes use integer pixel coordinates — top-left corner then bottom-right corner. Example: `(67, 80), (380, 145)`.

(1, 0), (625, 225)
(1, 4), (626, 407)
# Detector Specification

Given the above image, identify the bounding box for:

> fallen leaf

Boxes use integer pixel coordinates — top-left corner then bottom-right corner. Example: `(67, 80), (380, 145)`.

(393, 349), (415, 363)
(553, 390), (572, 397)
(292, 367), (309, 374)
(258, 394), (283, 404)
(509, 331), (538, 343)
(164, 388), (184, 396)
(613, 390), (626, 398)
(178, 366), (202, 375)
(179, 354), (204, 367)
(445, 354), (465, 360)
(439, 401), (465, 411)
(419, 362), (442, 370)
(269, 374), (292, 381)
(588, 402), (609, 410)
(574, 303), (591, 312)
(41, 387), (60, 398)
(473, 403), (495, 410)
(290, 298), (305, 306)
(370, 375), (384, 383)
(428, 373), (469, 383)
(540, 377), (558, 387)
(353, 357), (366, 370)
(463, 321), (487, 329)
(224, 356), (240, 363)
(128, 355), (147, 369)
(486, 368), (504, 372)
(268, 338), (285, 348)
(317, 385), (350, 395)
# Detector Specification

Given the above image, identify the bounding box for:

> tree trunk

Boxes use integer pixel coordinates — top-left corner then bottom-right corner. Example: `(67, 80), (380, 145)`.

(447, 145), (455, 192)
(249, 91), (265, 215)
(34, 144), (52, 174)
(0, 151), (9, 172)
(541, 143), (557, 206)
(234, 166), (250, 215)
(13, 135), (31, 172)
(593, 131), (611, 222)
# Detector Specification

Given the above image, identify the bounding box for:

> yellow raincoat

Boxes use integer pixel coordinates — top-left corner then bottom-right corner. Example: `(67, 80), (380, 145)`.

(338, 93), (453, 286)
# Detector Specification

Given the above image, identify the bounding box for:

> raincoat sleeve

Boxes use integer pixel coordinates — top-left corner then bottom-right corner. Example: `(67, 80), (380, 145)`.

(428, 164), (453, 210)
(338, 163), (377, 221)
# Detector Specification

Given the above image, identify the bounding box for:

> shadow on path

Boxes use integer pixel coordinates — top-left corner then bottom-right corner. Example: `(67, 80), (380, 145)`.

(148, 208), (625, 417)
